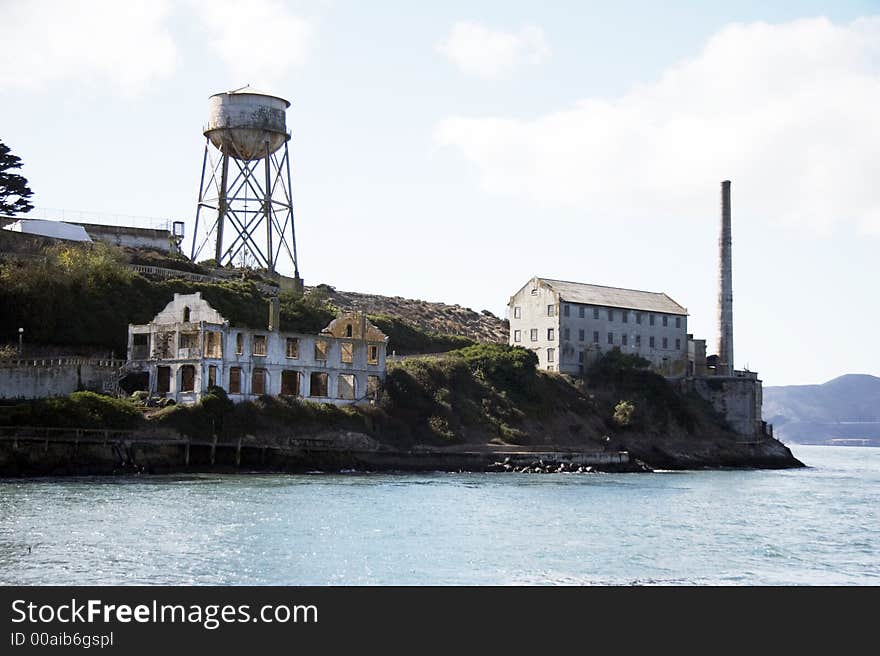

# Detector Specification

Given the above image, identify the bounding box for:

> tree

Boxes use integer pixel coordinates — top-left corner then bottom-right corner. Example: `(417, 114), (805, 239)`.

(0, 139), (34, 215)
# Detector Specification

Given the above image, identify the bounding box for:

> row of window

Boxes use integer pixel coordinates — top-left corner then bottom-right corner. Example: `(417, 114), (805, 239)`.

(514, 329), (681, 350)
(512, 304), (682, 328)
(230, 334), (379, 364)
(162, 364), (380, 400)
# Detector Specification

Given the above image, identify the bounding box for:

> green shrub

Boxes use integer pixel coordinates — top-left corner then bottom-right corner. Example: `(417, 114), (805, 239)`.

(613, 400), (635, 427)
(2, 391), (143, 429)
(368, 314), (474, 355)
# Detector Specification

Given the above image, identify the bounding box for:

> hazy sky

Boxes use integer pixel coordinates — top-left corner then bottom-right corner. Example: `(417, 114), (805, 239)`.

(1, 1), (878, 386)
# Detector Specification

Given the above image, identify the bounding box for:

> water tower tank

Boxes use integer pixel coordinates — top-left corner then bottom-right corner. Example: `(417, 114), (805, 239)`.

(204, 86), (290, 161)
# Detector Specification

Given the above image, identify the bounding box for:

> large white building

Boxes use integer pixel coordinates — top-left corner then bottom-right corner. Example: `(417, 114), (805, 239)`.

(125, 292), (388, 405)
(508, 277), (689, 376)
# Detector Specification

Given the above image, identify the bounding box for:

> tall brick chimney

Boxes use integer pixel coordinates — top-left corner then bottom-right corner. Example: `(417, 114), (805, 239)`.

(717, 180), (734, 375)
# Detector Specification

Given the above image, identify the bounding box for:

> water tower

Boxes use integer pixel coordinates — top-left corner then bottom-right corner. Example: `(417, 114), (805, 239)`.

(191, 86), (301, 287)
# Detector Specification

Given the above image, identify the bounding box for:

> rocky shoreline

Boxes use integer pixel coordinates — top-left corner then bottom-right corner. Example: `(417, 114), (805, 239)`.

(0, 429), (803, 477)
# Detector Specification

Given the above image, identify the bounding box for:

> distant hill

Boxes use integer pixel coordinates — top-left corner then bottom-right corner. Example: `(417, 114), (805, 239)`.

(763, 374), (880, 445)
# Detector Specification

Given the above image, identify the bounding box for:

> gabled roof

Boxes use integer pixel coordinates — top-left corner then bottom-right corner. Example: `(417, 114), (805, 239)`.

(538, 277), (687, 315)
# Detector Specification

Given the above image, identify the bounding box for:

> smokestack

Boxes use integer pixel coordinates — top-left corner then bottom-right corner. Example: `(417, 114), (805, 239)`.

(717, 180), (734, 375)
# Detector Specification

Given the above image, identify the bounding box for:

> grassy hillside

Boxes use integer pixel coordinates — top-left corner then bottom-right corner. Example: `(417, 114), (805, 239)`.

(0, 241), (469, 356)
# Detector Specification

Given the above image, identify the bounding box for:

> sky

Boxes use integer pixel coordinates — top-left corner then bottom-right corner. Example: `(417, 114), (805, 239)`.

(1, 0), (878, 386)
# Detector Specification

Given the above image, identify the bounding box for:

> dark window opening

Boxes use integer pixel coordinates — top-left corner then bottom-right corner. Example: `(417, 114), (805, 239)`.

(229, 367), (241, 394)
(180, 365), (195, 392)
(157, 366), (171, 395)
(310, 372), (328, 397)
(252, 368), (267, 395)
(281, 370), (300, 396)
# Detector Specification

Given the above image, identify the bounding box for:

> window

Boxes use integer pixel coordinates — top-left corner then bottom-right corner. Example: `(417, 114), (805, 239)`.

(675, 338), (681, 350)
(157, 366), (171, 395)
(345, 324), (353, 338)
(182, 306), (191, 323)
(338, 374), (356, 400)
(513, 306), (522, 319)
(649, 336), (655, 348)
(649, 314), (655, 326)
(367, 375), (381, 400)
(205, 332), (222, 358)
(208, 365), (217, 388)
(341, 342), (354, 364)
(636, 335), (642, 347)
(314, 339), (328, 361)
(281, 370), (300, 396)
(179, 332), (198, 350)
(180, 365), (195, 392)
(578, 352), (584, 363)
(564, 304), (570, 317)
(607, 332), (614, 345)
(253, 335), (267, 356)
(236, 333), (244, 355)
(608, 309), (614, 321)
(593, 307), (600, 319)
(662, 315), (668, 327)
(662, 337), (668, 349)
(622, 334), (628, 346)
(578, 329), (585, 342)
(622, 312), (628, 324)
(579, 306), (585, 318)
(252, 368), (267, 395)
(593, 331), (599, 344)
(578, 365), (584, 375)
(547, 328), (555, 341)
(564, 328), (570, 340)
(286, 337), (299, 358)
(368, 345), (379, 364)
(675, 316), (681, 328)
(530, 329), (538, 342)
(309, 372), (328, 397)
(547, 304), (555, 317)
(229, 367), (241, 393)
(514, 330), (521, 343)
(132, 333), (150, 360)
(547, 348), (555, 363)
(636, 313), (642, 325)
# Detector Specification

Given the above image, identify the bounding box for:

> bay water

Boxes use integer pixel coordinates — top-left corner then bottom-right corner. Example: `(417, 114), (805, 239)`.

(0, 445), (876, 585)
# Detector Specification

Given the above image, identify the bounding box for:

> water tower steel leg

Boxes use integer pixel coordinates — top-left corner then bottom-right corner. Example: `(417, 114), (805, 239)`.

(285, 141), (300, 278)
(265, 141), (274, 274)
(216, 152), (230, 264)
(191, 141), (210, 261)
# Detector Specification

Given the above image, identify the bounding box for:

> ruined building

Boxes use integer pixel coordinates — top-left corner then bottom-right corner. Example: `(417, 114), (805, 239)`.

(125, 292), (388, 405)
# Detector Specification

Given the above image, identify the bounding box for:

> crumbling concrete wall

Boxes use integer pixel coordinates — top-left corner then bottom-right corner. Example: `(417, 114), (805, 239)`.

(0, 359), (123, 399)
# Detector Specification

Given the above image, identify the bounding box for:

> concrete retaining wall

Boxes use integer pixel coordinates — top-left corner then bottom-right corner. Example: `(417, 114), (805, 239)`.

(0, 358), (123, 399)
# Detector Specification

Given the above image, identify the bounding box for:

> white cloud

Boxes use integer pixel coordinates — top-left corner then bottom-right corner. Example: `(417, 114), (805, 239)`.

(436, 17), (880, 235)
(0, 0), (177, 96)
(191, 0), (315, 89)
(437, 21), (549, 79)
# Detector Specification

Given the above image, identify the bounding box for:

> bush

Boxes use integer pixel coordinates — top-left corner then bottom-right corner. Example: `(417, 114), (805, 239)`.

(453, 343), (538, 394)
(1, 391), (143, 429)
(368, 314), (474, 355)
(613, 400), (635, 427)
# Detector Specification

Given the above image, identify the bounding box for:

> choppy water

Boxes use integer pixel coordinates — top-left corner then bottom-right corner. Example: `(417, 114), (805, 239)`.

(0, 445), (877, 585)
